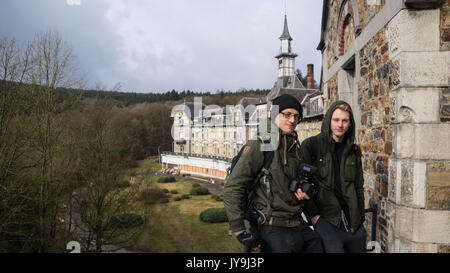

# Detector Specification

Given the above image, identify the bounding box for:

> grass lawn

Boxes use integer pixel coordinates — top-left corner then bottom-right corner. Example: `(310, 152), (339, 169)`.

(119, 165), (241, 253)
(125, 160), (163, 176)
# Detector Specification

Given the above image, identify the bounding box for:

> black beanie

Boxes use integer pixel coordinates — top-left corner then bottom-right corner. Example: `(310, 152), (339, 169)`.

(272, 94), (303, 121)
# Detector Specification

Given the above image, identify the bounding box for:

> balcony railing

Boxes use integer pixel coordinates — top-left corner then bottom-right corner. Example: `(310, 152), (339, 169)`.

(162, 151), (232, 162)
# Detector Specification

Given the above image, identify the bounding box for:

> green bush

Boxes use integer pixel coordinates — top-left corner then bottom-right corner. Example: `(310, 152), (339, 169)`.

(157, 176), (176, 183)
(110, 213), (144, 229)
(162, 188), (169, 193)
(190, 185), (209, 196)
(170, 190), (179, 194)
(174, 196), (182, 201)
(199, 207), (228, 223)
(180, 194), (190, 199)
(192, 183), (201, 188)
(211, 194), (222, 202)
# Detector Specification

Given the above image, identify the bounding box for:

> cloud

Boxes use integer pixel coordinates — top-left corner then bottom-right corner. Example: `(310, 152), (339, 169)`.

(0, 0), (323, 93)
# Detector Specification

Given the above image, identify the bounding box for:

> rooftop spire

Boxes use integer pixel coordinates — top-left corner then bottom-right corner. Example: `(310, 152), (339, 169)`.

(279, 14), (293, 41)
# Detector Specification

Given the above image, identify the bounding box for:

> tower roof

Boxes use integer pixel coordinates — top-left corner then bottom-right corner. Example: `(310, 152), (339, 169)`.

(279, 15), (293, 41)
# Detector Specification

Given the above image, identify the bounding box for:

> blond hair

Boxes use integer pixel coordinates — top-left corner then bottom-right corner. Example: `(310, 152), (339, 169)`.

(336, 102), (353, 116)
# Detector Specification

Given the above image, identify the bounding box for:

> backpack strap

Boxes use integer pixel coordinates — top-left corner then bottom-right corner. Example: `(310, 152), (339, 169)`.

(244, 137), (275, 215)
(247, 149), (274, 202)
(226, 145), (247, 178)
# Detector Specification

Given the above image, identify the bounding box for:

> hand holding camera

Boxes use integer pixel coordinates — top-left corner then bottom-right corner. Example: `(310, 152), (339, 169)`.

(290, 163), (318, 200)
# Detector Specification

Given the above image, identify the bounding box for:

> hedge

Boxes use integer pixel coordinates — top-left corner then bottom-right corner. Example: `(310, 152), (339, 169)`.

(211, 194), (222, 202)
(157, 176), (176, 183)
(190, 185), (209, 196)
(199, 207), (228, 223)
(110, 213), (144, 229)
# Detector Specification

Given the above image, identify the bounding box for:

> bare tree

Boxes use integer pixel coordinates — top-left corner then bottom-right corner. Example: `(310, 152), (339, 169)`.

(0, 37), (37, 252)
(22, 30), (83, 252)
(70, 99), (142, 252)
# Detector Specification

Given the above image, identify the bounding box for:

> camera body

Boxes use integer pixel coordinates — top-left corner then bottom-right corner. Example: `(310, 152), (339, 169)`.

(289, 163), (318, 197)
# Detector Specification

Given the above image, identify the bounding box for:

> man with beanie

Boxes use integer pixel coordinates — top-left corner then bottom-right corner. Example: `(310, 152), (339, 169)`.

(222, 94), (323, 253)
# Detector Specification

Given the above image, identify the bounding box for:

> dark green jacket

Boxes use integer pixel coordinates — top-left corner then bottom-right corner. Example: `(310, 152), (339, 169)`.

(300, 101), (365, 231)
(222, 132), (305, 233)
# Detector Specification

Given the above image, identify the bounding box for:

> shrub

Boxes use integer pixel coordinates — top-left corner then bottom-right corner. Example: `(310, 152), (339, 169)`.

(170, 190), (179, 194)
(162, 188), (169, 193)
(192, 183), (201, 188)
(157, 176), (176, 183)
(174, 196), (182, 201)
(199, 208), (228, 223)
(110, 213), (144, 229)
(180, 194), (190, 200)
(136, 188), (169, 204)
(190, 185), (209, 196)
(211, 194), (222, 202)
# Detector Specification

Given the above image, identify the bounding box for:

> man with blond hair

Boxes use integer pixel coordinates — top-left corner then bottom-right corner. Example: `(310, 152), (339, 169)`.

(298, 100), (367, 253)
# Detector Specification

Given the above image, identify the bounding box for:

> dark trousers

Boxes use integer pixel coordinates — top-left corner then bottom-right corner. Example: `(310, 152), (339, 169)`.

(314, 217), (367, 253)
(259, 224), (323, 253)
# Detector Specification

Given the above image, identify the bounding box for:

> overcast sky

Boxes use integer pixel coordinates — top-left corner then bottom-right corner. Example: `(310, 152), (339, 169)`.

(0, 0), (323, 93)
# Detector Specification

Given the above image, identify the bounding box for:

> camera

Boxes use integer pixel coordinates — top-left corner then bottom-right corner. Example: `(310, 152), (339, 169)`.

(289, 163), (318, 197)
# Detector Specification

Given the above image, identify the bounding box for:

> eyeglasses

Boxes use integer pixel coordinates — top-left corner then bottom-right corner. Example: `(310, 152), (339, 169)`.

(280, 111), (300, 121)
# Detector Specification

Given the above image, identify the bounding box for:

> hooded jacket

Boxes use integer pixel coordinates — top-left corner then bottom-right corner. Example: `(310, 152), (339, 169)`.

(300, 100), (365, 231)
(222, 131), (305, 233)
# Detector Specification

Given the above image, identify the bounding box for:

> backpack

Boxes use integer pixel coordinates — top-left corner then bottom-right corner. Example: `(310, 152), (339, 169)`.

(226, 138), (275, 224)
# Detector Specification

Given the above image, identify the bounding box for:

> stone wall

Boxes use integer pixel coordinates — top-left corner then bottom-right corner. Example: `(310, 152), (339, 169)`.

(325, 74), (338, 111)
(296, 120), (322, 143)
(355, 0), (386, 30)
(441, 0), (450, 50)
(357, 25), (394, 252)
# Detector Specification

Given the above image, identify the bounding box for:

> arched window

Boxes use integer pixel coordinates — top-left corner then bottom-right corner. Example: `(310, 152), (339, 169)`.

(336, 0), (360, 57)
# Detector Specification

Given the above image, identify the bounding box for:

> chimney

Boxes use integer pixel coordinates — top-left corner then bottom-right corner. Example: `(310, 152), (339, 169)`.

(307, 64), (314, 89)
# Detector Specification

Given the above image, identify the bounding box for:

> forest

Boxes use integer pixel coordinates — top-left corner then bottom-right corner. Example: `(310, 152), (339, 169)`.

(0, 30), (274, 252)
